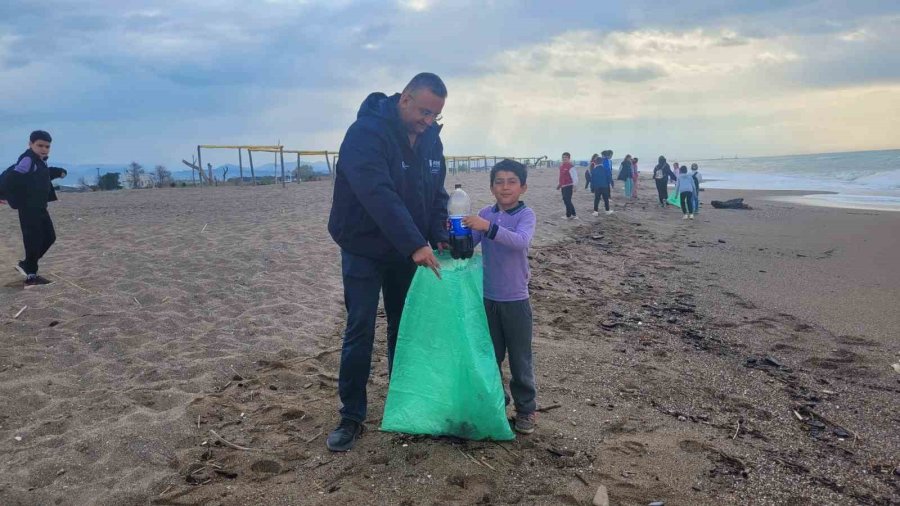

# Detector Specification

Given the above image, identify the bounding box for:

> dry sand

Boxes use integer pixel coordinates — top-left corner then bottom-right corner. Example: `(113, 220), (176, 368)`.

(0, 170), (897, 505)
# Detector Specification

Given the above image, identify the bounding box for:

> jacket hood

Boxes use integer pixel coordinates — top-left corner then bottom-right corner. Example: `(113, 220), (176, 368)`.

(658, 156), (666, 163)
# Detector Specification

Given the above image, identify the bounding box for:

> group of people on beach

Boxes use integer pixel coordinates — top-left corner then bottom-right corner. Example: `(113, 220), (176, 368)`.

(3, 71), (708, 455)
(559, 151), (704, 220)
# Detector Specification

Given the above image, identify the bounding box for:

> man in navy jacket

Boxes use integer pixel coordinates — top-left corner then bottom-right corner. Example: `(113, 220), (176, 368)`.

(326, 73), (450, 451)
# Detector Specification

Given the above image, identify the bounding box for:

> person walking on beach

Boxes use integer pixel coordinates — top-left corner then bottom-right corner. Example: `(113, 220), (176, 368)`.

(591, 151), (614, 216)
(584, 160), (592, 190)
(0, 130), (67, 288)
(630, 157), (639, 198)
(652, 156), (675, 207)
(675, 165), (696, 220)
(556, 152), (578, 220)
(690, 163), (702, 214)
(618, 155), (634, 199)
(326, 73), (450, 452)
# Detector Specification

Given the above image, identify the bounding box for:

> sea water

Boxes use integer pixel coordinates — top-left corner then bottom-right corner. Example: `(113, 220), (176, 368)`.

(659, 149), (900, 211)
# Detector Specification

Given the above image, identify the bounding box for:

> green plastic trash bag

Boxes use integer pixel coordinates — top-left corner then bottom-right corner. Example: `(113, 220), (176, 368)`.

(381, 253), (514, 441)
(667, 190), (680, 207)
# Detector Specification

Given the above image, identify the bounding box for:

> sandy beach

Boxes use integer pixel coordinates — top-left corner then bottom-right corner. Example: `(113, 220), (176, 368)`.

(0, 169), (897, 505)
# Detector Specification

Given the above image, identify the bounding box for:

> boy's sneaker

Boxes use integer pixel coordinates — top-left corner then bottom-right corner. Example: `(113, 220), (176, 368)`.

(326, 418), (364, 452)
(24, 275), (53, 288)
(514, 412), (536, 435)
(592, 211), (600, 217)
(689, 214), (695, 220)
(606, 210), (614, 215)
(682, 214), (689, 220)
(571, 216), (580, 220)
(15, 261), (28, 278)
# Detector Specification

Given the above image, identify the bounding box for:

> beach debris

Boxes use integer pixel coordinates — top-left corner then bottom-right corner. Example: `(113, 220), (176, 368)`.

(763, 356), (783, 368)
(891, 363), (900, 374)
(47, 271), (91, 293)
(14, 436), (22, 441)
(209, 429), (259, 452)
(834, 428), (851, 439)
(718, 239), (727, 243)
(711, 198), (752, 210)
(201, 223), (208, 233)
(649, 502), (666, 506)
(537, 403), (562, 413)
(48, 320), (59, 327)
(13, 306), (27, 319)
(592, 485), (609, 506)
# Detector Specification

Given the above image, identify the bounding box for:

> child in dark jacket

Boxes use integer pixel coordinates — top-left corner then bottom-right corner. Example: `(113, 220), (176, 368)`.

(0, 131), (66, 287)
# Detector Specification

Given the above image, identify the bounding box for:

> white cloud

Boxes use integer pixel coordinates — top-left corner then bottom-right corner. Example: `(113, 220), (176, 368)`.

(398, 0), (433, 12)
(838, 29), (869, 42)
(439, 24), (900, 158)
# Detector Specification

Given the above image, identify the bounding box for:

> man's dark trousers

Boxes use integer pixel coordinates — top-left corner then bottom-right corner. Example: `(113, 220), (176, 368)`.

(338, 249), (417, 423)
(18, 207), (56, 275)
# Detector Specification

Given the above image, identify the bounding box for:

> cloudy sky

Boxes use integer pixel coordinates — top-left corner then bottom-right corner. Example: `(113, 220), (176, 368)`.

(1, 0), (898, 167)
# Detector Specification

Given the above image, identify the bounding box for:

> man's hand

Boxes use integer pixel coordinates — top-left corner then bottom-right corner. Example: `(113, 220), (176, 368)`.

(412, 245), (441, 279)
(436, 242), (450, 255)
(556, 184), (561, 190)
(462, 215), (490, 232)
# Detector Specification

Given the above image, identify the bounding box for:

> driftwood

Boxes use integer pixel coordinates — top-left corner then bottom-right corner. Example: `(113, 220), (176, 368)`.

(711, 198), (752, 210)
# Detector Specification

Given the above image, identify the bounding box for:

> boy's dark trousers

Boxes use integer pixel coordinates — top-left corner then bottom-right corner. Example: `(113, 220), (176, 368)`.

(593, 187), (610, 211)
(18, 207), (56, 275)
(680, 191), (695, 214)
(484, 298), (537, 415)
(560, 186), (576, 217)
(337, 249), (416, 423)
(655, 178), (668, 204)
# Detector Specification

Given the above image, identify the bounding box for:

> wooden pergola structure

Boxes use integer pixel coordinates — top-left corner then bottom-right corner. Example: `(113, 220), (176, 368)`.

(190, 145), (336, 188)
(445, 155), (549, 174)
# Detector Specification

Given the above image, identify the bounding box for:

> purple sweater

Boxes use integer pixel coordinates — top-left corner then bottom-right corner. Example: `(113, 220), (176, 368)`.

(472, 202), (536, 302)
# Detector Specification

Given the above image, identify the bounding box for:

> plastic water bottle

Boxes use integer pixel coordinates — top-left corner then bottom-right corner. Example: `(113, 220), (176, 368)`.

(448, 184), (474, 259)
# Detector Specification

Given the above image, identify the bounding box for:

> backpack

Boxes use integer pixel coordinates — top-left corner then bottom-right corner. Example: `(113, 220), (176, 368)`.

(0, 158), (33, 209)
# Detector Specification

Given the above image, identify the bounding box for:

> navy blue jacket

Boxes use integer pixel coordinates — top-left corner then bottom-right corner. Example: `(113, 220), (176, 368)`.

(0, 149), (66, 209)
(590, 160), (614, 190)
(328, 93), (450, 262)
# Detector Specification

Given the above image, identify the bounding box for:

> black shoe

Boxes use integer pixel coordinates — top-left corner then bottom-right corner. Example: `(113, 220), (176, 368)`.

(24, 275), (53, 288)
(326, 418), (364, 452)
(15, 261), (27, 278)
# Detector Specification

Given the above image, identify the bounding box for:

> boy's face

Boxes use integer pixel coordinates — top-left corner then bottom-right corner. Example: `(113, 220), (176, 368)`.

(491, 170), (526, 209)
(562, 154), (570, 163)
(30, 140), (51, 160)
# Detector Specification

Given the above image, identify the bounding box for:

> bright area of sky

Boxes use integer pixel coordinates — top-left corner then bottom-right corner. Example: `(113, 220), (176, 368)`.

(1, 0), (898, 168)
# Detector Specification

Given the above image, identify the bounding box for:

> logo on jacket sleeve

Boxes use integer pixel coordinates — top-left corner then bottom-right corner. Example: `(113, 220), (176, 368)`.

(428, 159), (441, 174)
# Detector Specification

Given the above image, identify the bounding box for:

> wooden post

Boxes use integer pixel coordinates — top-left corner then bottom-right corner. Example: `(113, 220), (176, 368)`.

(325, 152), (334, 181)
(296, 153), (300, 183)
(238, 148), (244, 185)
(280, 148), (286, 188)
(248, 150), (256, 185)
(196, 146), (203, 186)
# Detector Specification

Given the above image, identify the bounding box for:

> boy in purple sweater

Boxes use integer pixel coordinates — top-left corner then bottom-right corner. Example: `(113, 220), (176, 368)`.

(463, 159), (538, 434)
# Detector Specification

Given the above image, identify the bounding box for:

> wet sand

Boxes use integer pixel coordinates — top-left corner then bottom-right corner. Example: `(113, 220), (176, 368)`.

(0, 170), (897, 505)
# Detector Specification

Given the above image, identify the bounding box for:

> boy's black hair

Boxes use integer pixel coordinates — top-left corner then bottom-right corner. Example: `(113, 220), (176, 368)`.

(403, 73), (447, 98)
(30, 130), (52, 143)
(562, 152), (571, 158)
(679, 166), (688, 173)
(490, 159), (527, 186)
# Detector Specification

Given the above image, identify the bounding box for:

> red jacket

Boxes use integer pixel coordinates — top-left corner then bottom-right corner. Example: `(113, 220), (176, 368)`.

(558, 162), (574, 187)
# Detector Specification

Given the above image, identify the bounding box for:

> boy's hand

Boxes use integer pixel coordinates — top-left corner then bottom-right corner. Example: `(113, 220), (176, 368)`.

(436, 242), (450, 255)
(556, 185), (561, 190)
(412, 245), (441, 279)
(462, 215), (490, 232)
